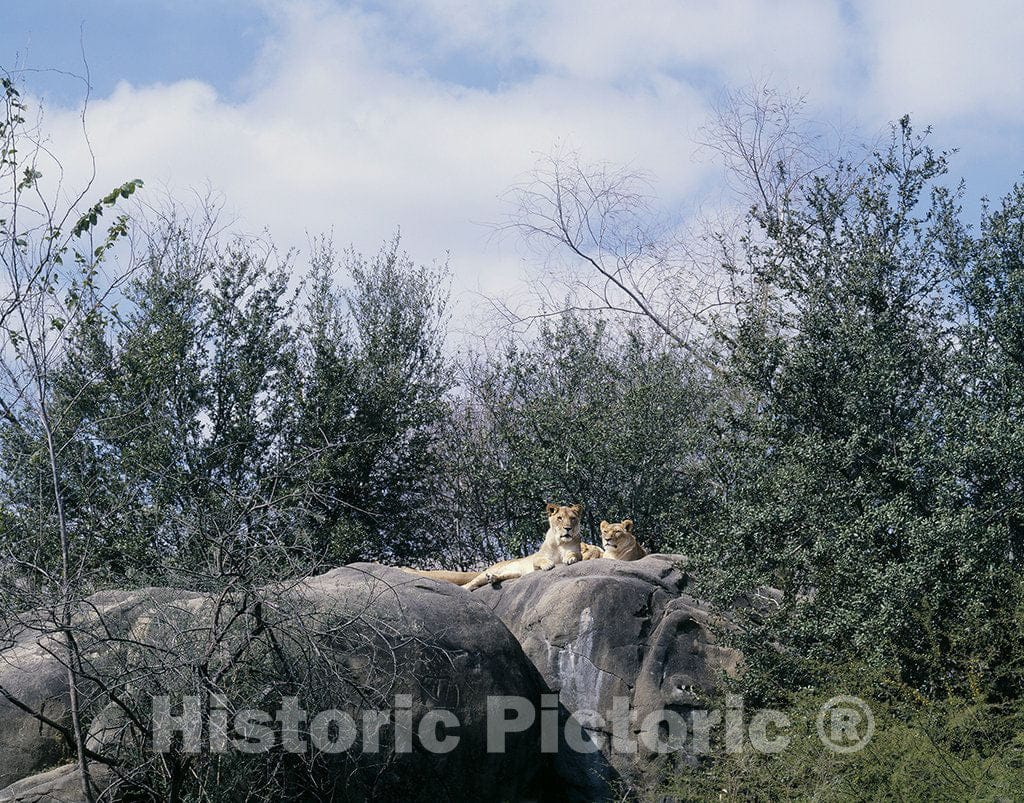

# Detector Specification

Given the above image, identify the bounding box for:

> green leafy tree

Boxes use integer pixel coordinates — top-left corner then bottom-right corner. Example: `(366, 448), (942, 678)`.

(703, 118), (1023, 697)
(441, 313), (713, 564)
(291, 236), (453, 563)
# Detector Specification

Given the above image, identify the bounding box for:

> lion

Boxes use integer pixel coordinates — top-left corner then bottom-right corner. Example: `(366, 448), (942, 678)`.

(463, 503), (584, 591)
(598, 519), (647, 560)
(398, 567), (479, 585)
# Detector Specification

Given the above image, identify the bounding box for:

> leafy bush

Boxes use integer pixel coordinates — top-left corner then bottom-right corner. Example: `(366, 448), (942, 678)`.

(651, 663), (1024, 801)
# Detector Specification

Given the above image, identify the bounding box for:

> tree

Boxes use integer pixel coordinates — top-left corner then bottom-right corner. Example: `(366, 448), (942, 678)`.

(0, 84), (454, 792)
(291, 235), (453, 564)
(498, 150), (723, 367)
(697, 81), (850, 228)
(0, 71), (143, 802)
(701, 117), (1024, 697)
(496, 84), (850, 374)
(440, 312), (713, 564)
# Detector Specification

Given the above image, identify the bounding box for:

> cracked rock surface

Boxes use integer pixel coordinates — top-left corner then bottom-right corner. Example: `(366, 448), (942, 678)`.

(0, 558), (739, 802)
(473, 553), (742, 800)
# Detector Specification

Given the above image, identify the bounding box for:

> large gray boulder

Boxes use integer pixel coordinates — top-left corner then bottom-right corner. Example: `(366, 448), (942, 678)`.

(0, 763), (110, 803)
(472, 554), (742, 800)
(1, 557), (742, 802)
(0, 631), (72, 790)
(0, 587), (209, 791)
(0, 565), (545, 802)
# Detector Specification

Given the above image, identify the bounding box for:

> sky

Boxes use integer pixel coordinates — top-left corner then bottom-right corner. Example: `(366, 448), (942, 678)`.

(4, 0), (1024, 329)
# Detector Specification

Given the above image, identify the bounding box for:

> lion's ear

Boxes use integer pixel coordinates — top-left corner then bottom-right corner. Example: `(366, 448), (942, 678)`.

(545, 503), (558, 515)
(600, 520), (610, 531)
(622, 519), (634, 533)
(572, 503), (583, 515)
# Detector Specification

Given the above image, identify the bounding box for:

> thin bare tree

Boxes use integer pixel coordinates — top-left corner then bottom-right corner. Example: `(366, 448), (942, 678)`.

(0, 69), (144, 802)
(697, 80), (843, 223)
(493, 82), (853, 367)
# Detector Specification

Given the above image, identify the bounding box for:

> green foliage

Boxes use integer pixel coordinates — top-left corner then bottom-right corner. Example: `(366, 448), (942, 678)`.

(0, 221), (453, 586)
(652, 663), (1024, 801)
(693, 119), (1024, 698)
(71, 179), (144, 238)
(289, 235), (453, 563)
(441, 313), (713, 562)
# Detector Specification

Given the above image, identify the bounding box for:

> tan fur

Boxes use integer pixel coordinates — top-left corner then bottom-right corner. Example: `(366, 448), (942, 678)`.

(581, 541), (605, 560)
(464, 503), (584, 591)
(399, 567), (479, 586)
(599, 519), (647, 561)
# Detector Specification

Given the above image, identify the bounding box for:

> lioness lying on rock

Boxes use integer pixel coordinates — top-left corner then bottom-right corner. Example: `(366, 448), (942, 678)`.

(399, 509), (647, 588)
(598, 519), (647, 560)
(463, 503), (584, 591)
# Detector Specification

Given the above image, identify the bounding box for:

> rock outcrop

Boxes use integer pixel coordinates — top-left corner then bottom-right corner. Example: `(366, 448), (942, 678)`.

(0, 557), (740, 802)
(0, 763), (110, 803)
(472, 553), (741, 800)
(0, 566), (545, 801)
(0, 587), (206, 792)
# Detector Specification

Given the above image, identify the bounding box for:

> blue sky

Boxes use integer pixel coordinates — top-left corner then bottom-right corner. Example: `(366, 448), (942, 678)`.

(4, 0), (1024, 320)
(2, 1), (270, 103)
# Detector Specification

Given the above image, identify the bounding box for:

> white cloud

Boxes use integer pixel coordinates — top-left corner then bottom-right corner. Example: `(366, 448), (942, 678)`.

(36, 1), (717, 317)
(859, 0), (1024, 123)
(26, 0), (1024, 332)
(529, 0), (848, 92)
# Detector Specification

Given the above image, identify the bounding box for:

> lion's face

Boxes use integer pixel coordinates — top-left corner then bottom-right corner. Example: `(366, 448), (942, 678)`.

(600, 519), (636, 554)
(546, 503), (583, 542)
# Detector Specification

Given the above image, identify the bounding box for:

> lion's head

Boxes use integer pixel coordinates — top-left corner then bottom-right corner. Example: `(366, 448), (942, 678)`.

(600, 519), (637, 554)
(545, 502), (583, 543)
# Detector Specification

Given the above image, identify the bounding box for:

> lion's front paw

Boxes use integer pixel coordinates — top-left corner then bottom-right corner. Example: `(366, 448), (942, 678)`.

(563, 553), (580, 565)
(536, 558), (556, 571)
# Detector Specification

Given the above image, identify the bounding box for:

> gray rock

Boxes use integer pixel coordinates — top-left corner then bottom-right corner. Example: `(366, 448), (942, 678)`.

(0, 588), (208, 790)
(0, 763), (109, 803)
(1, 566), (546, 802)
(293, 562), (548, 800)
(472, 553), (742, 800)
(0, 630), (71, 790)
(1, 557), (741, 802)
(0, 764), (80, 803)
